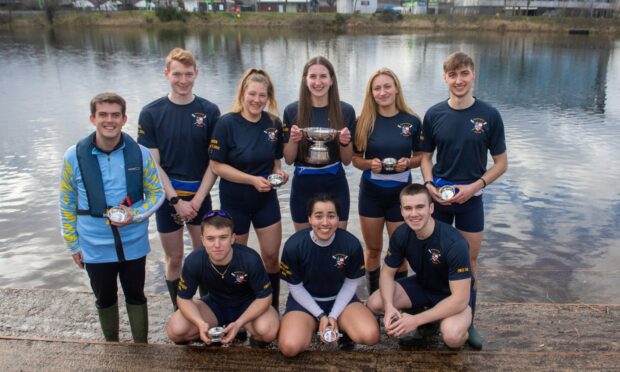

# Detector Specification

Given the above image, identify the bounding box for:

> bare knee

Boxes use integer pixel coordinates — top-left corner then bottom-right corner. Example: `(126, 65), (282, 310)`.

(366, 293), (383, 314)
(166, 318), (189, 343)
(261, 253), (279, 272)
(252, 317), (279, 342)
(441, 325), (467, 349)
(353, 326), (380, 346)
(366, 246), (382, 261)
(278, 337), (306, 358)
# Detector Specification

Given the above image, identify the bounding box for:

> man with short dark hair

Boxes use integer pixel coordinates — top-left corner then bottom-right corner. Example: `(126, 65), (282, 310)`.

(166, 211), (279, 346)
(138, 48), (221, 311)
(367, 184), (473, 349)
(419, 51), (508, 349)
(60, 92), (164, 343)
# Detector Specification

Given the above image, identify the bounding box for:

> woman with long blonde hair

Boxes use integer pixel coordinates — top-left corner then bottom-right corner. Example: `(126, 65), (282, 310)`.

(352, 68), (422, 294)
(210, 68), (288, 309)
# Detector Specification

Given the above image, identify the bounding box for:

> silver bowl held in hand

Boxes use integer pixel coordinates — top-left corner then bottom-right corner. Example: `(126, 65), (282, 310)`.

(267, 174), (284, 188)
(439, 185), (456, 200)
(301, 127), (342, 165)
(382, 157), (397, 172)
(317, 326), (342, 343)
(301, 127), (341, 142)
(208, 326), (225, 343)
(106, 206), (128, 223)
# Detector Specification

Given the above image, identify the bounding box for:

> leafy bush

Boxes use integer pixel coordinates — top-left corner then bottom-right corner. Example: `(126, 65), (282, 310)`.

(155, 6), (189, 22)
(375, 10), (403, 23)
(334, 13), (349, 26)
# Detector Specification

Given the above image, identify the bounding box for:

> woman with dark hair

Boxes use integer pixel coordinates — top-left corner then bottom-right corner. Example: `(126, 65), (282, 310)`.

(278, 194), (380, 357)
(282, 56), (355, 231)
(210, 68), (287, 308)
(352, 68), (422, 294)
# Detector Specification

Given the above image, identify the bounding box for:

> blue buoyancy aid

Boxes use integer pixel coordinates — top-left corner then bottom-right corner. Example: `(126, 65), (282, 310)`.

(76, 132), (143, 217)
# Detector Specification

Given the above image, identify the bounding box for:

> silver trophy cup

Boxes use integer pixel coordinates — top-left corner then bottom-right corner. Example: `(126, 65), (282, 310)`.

(208, 326), (225, 343)
(382, 157), (397, 172)
(106, 206), (128, 223)
(302, 127), (340, 165)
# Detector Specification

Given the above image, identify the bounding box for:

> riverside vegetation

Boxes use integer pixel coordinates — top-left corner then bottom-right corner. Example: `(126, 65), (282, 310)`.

(1, 9), (619, 34)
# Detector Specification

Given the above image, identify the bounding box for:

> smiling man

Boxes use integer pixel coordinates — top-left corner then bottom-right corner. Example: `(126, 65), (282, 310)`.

(419, 51), (508, 349)
(59, 92), (164, 343)
(138, 48), (221, 311)
(366, 183), (473, 349)
(165, 211), (279, 347)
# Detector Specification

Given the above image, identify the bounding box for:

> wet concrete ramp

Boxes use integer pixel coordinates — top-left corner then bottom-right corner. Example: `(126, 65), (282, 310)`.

(1, 338), (618, 371)
(0, 289), (618, 371)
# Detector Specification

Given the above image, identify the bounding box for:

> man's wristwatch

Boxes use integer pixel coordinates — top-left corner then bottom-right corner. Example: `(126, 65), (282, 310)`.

(317, 312), (327, 321)
(169, 196), (181, 206)
(423, 180), (435, 187)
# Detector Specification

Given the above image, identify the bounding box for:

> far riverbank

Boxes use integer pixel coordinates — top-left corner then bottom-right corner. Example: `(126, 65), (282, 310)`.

(1, 10), (619, 34)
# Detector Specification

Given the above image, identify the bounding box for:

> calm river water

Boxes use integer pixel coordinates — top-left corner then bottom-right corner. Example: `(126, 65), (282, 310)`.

(0, 27), (618, 303)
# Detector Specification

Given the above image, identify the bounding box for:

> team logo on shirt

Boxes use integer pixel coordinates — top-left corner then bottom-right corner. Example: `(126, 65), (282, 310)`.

(470, 118), (487, 134)
(428, 249), (442, 265)
(398, 122), (413, 137)
(264, 128), (278, 142)
(332, 254), (349, 269)
(192, 112), (206, 128)
(231, 271), (248, 284)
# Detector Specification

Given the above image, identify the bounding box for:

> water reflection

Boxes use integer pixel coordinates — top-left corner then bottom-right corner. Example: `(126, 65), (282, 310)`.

(0, 28), (618, 304)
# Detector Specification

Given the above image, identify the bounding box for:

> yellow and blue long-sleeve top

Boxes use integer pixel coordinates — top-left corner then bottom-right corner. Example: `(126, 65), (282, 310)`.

(59, 140), (164, 263)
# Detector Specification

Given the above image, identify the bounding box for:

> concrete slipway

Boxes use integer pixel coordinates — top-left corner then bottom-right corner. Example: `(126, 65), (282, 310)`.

(0, 288), (618, 371)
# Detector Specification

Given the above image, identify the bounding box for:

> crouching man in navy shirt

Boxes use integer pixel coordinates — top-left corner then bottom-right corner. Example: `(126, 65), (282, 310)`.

(166, 211), (279, 347)
(367, 184), (474, 349)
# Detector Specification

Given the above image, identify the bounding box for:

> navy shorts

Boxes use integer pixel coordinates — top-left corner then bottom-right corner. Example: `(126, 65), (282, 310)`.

(398, 275), (475, 310)
(358, 177), (406, 222)
(283, 293), (360, 317)
(155, 194), (212, 233)
(433, 195), (484, 233)
(201, 295), (253, 326)
(290, 168), (350, 224)
(219, 179), (281, 235)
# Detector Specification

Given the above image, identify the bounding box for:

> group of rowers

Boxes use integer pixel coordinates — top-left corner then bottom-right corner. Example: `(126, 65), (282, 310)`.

(59, 48), (507, 356)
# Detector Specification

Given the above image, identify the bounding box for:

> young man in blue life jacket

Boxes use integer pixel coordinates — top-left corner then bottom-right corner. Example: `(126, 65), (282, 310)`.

(60, 92), (165, 343)
(419, 52), (508, 349)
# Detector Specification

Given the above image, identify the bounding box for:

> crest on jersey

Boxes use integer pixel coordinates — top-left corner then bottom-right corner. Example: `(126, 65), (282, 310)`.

(398, 122), (413, 137)
(264, 128), (278, 142)
(231, 271), (248, 284)
(332, 254), (348, 268)
(470, 118), (487, 134)
(192, 112), (206, 128)
(428, 248), (442, 265)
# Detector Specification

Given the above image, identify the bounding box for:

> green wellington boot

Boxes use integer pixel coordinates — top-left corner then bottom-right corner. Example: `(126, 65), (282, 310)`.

(97, 303), (119, 342)
(126, 303), (149, 343)
(467, 323), (483, 350)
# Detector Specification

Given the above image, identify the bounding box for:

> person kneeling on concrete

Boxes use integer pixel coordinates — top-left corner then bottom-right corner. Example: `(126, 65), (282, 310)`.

(59, 93), (165, 343)
(166, 211), (279, 346)
(367, 184), (474, 349)
(278, 194), (380, 358)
